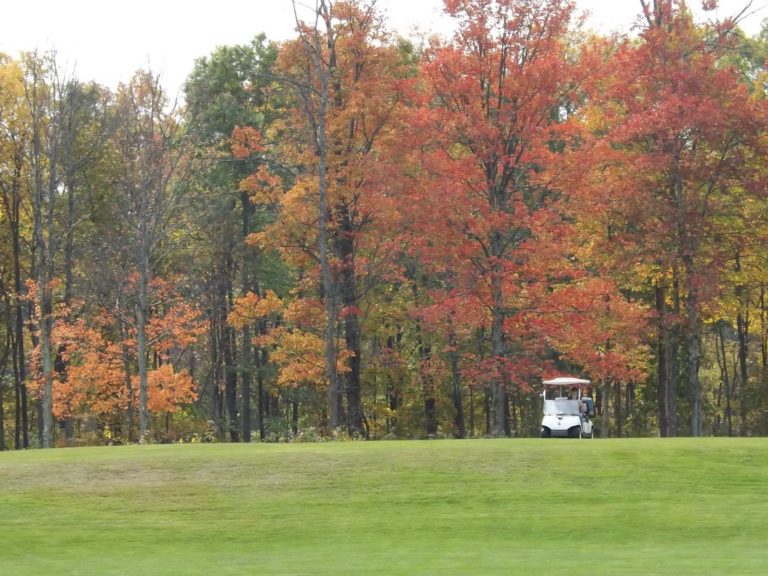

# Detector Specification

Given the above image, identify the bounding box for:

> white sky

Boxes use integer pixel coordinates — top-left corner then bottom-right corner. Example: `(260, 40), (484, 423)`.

(1, 0), (765, 98)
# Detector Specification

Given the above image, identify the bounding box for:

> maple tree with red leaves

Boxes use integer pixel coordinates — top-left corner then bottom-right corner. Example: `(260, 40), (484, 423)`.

(573, 0), (768, 436)
(403, 0), (645, 436)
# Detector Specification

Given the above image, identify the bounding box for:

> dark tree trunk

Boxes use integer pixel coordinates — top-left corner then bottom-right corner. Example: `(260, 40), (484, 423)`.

(656, 285), (668, 437)
(484, 387), (492, 436)
(223, 324), (239, 443)
(385, 332), (402, 434)
(257, 346), (267, 441)
(419, 340), (437, 437)
(292, 395), (299, 436)
(735, 253), (749, 437)
(449, 340), (465, 438)
(760, 286), (768, 435)
(240, 191), (253, 443)
(241, 326), (252, 443)
(469, 385), (475, 438)
(13, 214), (29, 450)
(667, 276), (681, 437)
(424, 397), (437, 437)
(736, 308), (749, 437)
(337, 206), (363, 435)
(220, 249), (239, 442)
(503, 393), (512, 437)
(122, 341), (135, 443)
(0, 313), (7, 450)
(490, 268), (507, 437)
(716, 324), (733, 436)
(601, 380), (610, 438)
(208, 310), (223, 439)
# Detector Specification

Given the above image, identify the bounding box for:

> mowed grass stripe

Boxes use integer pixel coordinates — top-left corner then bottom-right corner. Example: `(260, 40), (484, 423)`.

(1, 439), (766, 575)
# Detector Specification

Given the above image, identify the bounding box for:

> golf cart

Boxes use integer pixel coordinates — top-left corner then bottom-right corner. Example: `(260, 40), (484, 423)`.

(540, 377), (595, 438)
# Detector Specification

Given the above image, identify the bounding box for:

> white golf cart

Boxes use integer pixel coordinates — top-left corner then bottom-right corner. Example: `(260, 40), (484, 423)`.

(540, 377), (595, 438)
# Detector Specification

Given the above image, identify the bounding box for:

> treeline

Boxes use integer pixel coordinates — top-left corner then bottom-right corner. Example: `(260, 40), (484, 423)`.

(1, 0), (767, 448)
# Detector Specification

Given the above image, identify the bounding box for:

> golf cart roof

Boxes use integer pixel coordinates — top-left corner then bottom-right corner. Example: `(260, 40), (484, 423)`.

(542, 376), (591, 386)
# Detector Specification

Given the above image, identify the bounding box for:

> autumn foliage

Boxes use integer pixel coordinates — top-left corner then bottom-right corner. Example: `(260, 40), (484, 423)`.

(3, 0), (768, 447)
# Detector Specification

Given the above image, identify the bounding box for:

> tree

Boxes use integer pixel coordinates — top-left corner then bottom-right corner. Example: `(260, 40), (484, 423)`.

(412, 0), (587, 436)
(112, 70), (188, 442)
(0, 53), (30, 448)
(272, 0), (412, 434)
(184, 36), (285, 442)
(22, 51), (98, 447)
(578, 0), (768, 435)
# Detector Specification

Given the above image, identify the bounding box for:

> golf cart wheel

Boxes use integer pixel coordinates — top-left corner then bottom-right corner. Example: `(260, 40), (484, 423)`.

(540, 427), (551, 438)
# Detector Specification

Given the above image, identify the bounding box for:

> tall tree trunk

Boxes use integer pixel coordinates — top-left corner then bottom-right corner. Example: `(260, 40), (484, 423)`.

(667, 275), (681, 436)
(31, 119), (57, 448)
(685, 287), (702, 437)
(418, 335), (437, 437)
(385, 334), (400, 434)
(735, 252), (749, 437)
(1, 120), (28, 449)
(257, 350), (266, 441)
(674, 162), (702, 436)
(338, 207), (362, 434)
(0, 309), (8, 450)
(296, 0), (341, 430)
(208, 311), (220, 437)
(222, 279), (240, 444)
(484, 387), (492, 436)
(122, 342), (135, 443)
(491, 267), (506, 437)
(715, 323), (731, 436)
(449, 333), (465, 438)
(319, 78), (339, 431)
(58, 165), (76, 443)
(736, 307), (749, 436)
(12, 210), (29, 450)
(601, 380), (610, 438)
(223, 325), (239, 442)
(292, 394), (300, 436)
(656, 285), (669, 437)
(469, 385), (475, 438)
(760, 286), (768, 435)
(137, 253), (150, 443)
(240, 192), (253, 443)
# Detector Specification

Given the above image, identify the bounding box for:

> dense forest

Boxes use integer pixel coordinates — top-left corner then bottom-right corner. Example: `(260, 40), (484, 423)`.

(1, 0), (767, 448)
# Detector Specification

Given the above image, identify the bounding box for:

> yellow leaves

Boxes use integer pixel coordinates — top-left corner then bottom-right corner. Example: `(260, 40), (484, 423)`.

(269, 328), (326, 388)
(267, 326), (352, 389)
(229, 290), (356, 390)
(228, 290), (284, 328)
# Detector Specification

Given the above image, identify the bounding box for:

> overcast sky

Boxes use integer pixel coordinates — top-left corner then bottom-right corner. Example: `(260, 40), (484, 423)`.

(1, 0), (765, 98)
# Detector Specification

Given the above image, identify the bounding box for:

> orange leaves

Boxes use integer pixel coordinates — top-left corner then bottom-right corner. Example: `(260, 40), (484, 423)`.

(144, 365), (197, 413)
(230, 125), (265, 159)
(146, 299), (206, 357)
(26, 276), (204, 423)
(239, 165), (282, 205)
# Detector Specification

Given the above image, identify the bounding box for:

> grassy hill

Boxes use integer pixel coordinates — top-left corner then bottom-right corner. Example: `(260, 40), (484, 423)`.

(1, 439), (767, 575)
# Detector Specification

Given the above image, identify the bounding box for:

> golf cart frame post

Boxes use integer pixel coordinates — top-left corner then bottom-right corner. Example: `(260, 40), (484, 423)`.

(540, 377), (595, 438)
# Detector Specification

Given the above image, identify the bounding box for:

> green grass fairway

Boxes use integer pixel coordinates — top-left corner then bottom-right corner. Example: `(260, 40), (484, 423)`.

(1, 439), (767, 575)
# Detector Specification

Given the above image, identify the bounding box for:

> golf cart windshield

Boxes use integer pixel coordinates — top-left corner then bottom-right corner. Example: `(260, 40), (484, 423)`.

(543, 398), (580, 415)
